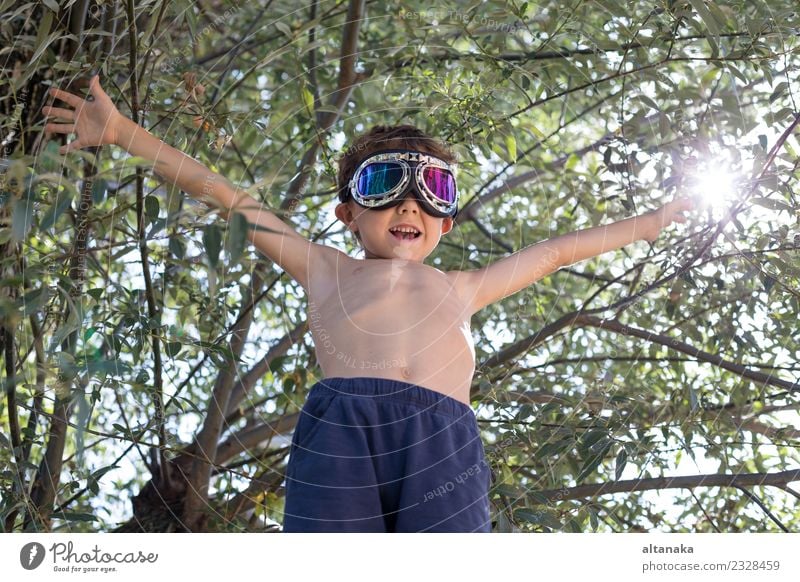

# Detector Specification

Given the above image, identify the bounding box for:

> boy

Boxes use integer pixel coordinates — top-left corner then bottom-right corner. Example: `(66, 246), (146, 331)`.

(43, 74), (694, 532)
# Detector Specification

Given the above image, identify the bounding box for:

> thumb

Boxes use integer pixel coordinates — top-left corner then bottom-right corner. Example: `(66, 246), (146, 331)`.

(89, 73), (103, 99)
(59, 140), (78, 155)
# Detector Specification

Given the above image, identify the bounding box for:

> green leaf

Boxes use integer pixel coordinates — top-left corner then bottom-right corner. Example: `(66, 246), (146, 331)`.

(268, 355), (289, 374)
(688, 0), (721, 36)
(592, 0), (627, 17)
(769, 82), (788, 104)
(750, 197), (793, 212)
(514, 507), (562, 530)
(589, 506), (599, 531)
(315, 104), (340, 114)
(225, 211), (248, 262)
(145, 195), (159, 223)
(635, 93), (660, 111)
(34, 5), (54, 54)
(91, 178), (107, 204)
(772, 257), (800, 279)
(87, 288), (104, 300)
(614, 448), (628, 481)
(505, 134), (517, 163)
(275, 20), (292, 39)
(169, 237), (185, 260)
(40, 192), (73, 231)
(581, 429), (608, 449)
(564, 153), (579, 171)
(203, 223), (221, 268)
(11, 193), (35, 242)
(31, 32), (61, 68)
(301, 86), (315, 115)
(578, 439), (613, 482)
(165, 342), (182, 357)
(19, 287), (49, 316)
(688, 385), (699, 411)
(725, 63), (748, 84)
(688, 0), (720, 58)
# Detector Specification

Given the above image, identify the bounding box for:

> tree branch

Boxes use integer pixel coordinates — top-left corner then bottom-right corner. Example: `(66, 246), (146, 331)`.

(279, 0), (367, 212)
(579, 314), (799, 394)
(224, 320), (308, 418)
(531, 468), (800, 503)
(181, 267), (265, 531)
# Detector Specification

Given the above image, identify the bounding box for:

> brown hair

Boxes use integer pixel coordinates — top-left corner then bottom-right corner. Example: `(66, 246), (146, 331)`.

(336, 124), (458, 204)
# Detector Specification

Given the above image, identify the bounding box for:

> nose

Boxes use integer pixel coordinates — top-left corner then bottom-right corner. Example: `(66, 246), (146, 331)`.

(396, 186), (422, 212)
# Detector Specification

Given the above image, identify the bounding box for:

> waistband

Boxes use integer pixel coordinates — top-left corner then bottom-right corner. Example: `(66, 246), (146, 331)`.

(307, 376), (474, 422)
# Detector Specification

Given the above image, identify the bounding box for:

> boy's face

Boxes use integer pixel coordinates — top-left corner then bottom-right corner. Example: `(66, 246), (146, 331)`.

(335, 193), (453, 262)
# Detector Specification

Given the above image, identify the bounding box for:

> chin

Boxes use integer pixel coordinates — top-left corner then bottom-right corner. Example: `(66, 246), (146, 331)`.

(391, 247), (415, 260)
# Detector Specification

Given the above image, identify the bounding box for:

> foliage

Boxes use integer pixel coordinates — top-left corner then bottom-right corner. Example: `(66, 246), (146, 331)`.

(1, 0), (799, 532)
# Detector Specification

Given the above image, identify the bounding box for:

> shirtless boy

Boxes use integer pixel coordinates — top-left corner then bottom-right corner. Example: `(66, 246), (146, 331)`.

(42, 74), (694, 532)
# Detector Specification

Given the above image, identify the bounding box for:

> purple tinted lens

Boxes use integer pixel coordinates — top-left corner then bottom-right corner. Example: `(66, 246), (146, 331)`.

(358, 162), (404, 198)
(422, 167), (456, 203)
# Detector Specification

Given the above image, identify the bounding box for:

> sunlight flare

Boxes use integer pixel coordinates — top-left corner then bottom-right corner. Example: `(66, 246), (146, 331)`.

(689, 161), (740, 206)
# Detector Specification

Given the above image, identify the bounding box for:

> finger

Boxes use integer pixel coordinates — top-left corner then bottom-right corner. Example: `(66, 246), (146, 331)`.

(42, 106), (76, 121)
(59, 140), (81, 155)
(89, 73), (104, 100)
(49, 87), (83, 108)
(45, 122), (75, 134)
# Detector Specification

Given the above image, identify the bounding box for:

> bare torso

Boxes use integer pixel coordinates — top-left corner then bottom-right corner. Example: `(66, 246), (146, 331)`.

(305, 255), (476, 405)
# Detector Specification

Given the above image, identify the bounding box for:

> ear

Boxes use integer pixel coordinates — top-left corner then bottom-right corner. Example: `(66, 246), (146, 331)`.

(335, 202), (358, 234)
(440, 216), (454, 236)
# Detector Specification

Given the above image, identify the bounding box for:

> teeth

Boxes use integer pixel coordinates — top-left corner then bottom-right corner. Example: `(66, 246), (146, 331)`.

(390, 226), (420, 234)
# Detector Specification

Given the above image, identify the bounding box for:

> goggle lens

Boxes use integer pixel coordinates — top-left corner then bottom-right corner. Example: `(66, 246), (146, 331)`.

(357, 162), (404, 197)
(349, 151), (459, 217)
(422, 166), (457, 204)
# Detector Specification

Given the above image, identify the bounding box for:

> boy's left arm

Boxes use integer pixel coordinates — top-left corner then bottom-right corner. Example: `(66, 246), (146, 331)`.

(450, 197), (695, 314)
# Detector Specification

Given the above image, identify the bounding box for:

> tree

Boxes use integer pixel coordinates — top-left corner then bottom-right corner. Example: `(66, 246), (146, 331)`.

(1, 0), (798, 533)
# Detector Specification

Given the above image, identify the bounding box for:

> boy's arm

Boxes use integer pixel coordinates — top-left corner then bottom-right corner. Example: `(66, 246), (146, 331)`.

(113, 116), (340, 289)
(44, 74), (339, 290)
(450, 198), (695, 314)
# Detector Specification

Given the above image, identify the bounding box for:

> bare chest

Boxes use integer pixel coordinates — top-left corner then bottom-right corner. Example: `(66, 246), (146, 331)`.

(304, 259), (476, 402)
(311, 261), (469, 333)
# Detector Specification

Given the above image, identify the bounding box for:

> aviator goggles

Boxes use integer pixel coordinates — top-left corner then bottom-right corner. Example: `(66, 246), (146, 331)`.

(343, 149), (459, 218)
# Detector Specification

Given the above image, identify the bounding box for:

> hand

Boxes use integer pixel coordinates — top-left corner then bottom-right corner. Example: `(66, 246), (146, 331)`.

(42, 74), (123, 154)
(639, 196), (696, 242)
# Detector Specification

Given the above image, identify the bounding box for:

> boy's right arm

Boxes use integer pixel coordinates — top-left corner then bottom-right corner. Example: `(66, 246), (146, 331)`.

(44, 74), (341, 290)
(114, 115), (340, 290)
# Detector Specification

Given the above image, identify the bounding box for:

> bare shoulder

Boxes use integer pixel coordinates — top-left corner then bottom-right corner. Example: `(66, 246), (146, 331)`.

(304, 241), (354, 294)
(444, 268), (481, 316)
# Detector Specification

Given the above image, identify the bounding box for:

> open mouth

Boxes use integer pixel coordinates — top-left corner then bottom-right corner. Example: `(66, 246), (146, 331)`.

(389, 227), (422, 242)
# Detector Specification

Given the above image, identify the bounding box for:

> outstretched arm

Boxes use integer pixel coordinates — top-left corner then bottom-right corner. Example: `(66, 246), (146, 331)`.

(42, 74), (340, 290)
(449, 197), (695, 314)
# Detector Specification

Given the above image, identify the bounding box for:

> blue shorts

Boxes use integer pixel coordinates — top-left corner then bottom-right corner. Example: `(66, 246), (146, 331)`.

(282, 376), (492, 532)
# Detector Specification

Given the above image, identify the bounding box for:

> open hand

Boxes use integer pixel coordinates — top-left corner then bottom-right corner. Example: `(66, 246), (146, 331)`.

(42, 74), (123, 154)
(639, 196), (696, 242)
